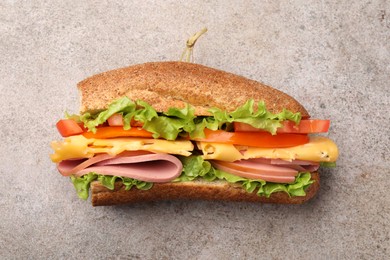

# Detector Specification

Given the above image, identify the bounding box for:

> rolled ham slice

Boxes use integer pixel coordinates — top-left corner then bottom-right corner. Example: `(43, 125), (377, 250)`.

(57, 151), (183, 182)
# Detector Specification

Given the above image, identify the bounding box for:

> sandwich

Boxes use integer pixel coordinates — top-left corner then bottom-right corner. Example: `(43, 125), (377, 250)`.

(50, 61), (338, 206)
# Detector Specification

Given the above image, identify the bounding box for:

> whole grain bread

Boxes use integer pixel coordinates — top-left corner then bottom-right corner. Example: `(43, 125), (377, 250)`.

(90, 172), (319, 206)
(78, 61), (309, 117)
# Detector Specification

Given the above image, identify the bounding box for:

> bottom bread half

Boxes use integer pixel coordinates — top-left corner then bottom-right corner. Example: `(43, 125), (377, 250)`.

(91, 172), (319, 206)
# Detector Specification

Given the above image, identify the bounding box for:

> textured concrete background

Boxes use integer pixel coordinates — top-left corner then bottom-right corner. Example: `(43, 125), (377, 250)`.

(1, 1), (389, 259)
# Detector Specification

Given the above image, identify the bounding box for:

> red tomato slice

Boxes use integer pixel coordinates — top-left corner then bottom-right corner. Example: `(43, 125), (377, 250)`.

(278, 120), (330, 133)
(193, 129), (309, 148)
(107, 113), (144, 127)
(56, 115), (148, 138)
(82, 126), (153, 139)
(107, 113), (124, 126)
(234, 119), (330, 134)
(56, 119), (84, 137)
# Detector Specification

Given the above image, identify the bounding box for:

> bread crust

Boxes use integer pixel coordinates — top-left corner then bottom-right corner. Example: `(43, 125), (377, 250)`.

(90, 172), (319, 206)
(78, 61), (309, 117)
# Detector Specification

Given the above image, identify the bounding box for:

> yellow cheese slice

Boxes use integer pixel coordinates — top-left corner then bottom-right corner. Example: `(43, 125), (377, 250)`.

(197, 136), (339, 162)
(51, 135), (194, 163)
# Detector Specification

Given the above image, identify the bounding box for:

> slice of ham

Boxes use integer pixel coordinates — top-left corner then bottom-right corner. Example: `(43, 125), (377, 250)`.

(211, 161), (296, 183)
(57, 151), (182, 182)
(211, 158), (319, 184)
(243, 158), (319, 172)
(269, 159), (320, 172)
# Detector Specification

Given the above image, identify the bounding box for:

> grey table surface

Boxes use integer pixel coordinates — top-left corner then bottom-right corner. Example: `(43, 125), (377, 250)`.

(1, 1), (389, 259)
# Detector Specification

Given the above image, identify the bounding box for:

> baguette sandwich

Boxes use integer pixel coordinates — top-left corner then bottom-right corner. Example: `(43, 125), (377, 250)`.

(50, 61), (338, 206)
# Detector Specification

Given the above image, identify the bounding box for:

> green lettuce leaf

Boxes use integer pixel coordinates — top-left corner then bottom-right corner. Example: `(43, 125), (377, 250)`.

(142, 104), (196, 140)
(175, 155), (215, 182)
(75, 97), (301, 140)
(80, 97), (140, 133)
(70, 173), (98, 200)
(76, 97), (196, 140)
(205, 99), (301, 135)
(71, 173), (152, 200)
(187, 117), (216, 139)
(320, 162), (337, 168)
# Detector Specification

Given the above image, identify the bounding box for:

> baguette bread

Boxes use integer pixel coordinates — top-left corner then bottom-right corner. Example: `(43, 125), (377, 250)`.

(91, 172), (319, 206)
(78, 61), (309, 117)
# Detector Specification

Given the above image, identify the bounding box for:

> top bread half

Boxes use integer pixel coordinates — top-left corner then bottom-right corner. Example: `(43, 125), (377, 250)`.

(77, 61), (309, 117)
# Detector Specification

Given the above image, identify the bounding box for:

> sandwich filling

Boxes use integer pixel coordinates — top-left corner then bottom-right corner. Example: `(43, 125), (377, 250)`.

(51, 97), (338, 200)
